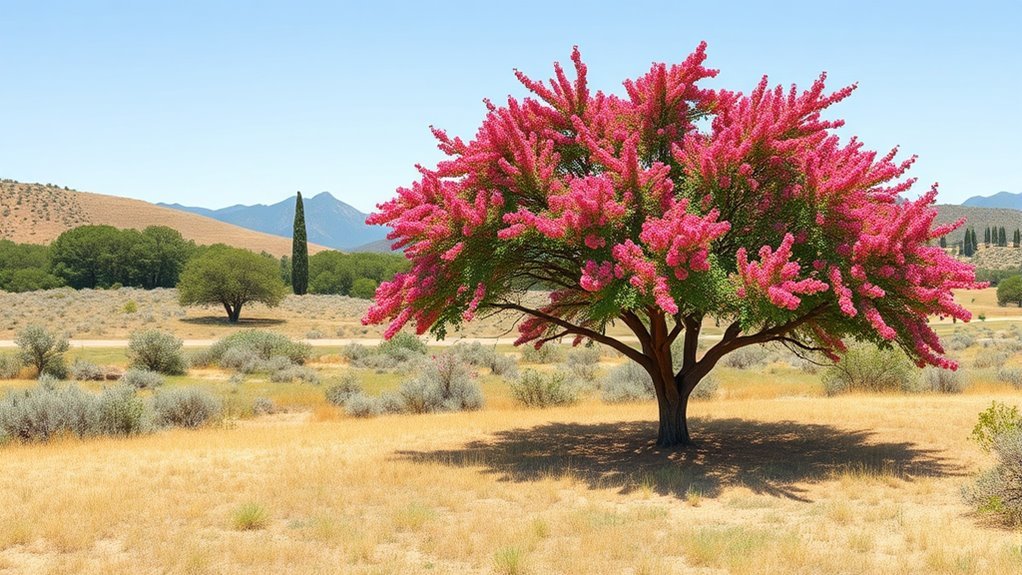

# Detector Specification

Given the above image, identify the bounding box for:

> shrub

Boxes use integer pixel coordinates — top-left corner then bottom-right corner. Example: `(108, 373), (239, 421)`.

(343, 393), (384, 418)
(450, 342), (518, 377)
(95, 385), (152, 436)
(487, 353), (518, 377)
(509, 369), (580, 408)
(69, 358), (105, 381)
(378, 332), (427, 357)
(341, 343), (371, 363)
(268, 364), (320, 384)
(305, 329), (324, 340)
(152, 388), (223, 428)
(720, 346), (770, 369)
(0, 354), (21, 379)
(601, 362), (655, 403)
(821, 344), (916, 395)
(997, 367), (1022, 389)
(325, 373), (362, 406)
(973, 352), (1008, 370)
(921, 366), (967, 393)
(970, 401), (1022, 453)
(0, 381), (98, 441)
(127, 329), (187, 375)
(564, 346), (601, 382)
(232, 503), (270, 530)
(251, 397), (276, 416)
(963, 428), (1022, 526)
(690, 373), (720, 400)
(943, 331), (975, 352)
(203, 330), (312, 368)
(218, 346), (264, 373)
(15, 324), (69, 379)
(398, 355), (482, 413)
(521, 344), (564, 364)
(121, 368), (165, 389)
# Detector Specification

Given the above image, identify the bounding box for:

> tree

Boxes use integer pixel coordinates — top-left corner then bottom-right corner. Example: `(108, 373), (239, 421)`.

(997, 275), (1022, 307)
(938, 236), (947, 249)
(999, 227), (1007, 247)
(130, 226), (194, 289)
(15, 324), (69, 379)
(984, 226), (991, 246)
(178, 244), (286, 322)
(963, 228), (975, 257)
(291, 192), (309, 295)
(351, 277), (378, 299)
(363, 45), (981, 447)
(1013, 229), (1020, 248)
(279, 255), (292, 286)
(49, 225), (125, 288)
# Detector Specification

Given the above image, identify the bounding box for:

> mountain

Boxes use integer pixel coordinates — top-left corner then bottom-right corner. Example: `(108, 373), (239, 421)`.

(962, 191), (1022, 210)
(351, 238), (400, 253)
(933, 204), (1022, 245)
(0, 180), (327, 257)
(159, 192), (387, 251)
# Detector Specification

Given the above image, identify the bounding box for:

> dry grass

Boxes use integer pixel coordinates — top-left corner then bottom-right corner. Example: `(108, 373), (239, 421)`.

(1, 389), (1020, 574)
(0, 180), (327, 257)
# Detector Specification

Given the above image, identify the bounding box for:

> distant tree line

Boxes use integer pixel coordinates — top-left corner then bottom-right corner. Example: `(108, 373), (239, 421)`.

(957, 226), (1021, 257)
(0, 224), (405, 299)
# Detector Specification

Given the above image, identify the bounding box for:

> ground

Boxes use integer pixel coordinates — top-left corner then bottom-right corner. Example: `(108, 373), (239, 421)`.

(0, 289), (1020, 574)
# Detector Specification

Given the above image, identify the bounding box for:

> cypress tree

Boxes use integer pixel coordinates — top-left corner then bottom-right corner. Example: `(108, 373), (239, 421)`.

(939, 236), (947, 249)
(963, 228), (974, 257)
(972, 228), (979, 252)
(1000, 227), (1007, 247)
(291, 191), (309, 295)
(984, 226), (991, 246)
(1014, 229), (1020, 248)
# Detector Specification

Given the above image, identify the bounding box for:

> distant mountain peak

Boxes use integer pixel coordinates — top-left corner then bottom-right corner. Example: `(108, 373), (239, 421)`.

(962, 191), (1021, 210)
(161, 192), (387, 251)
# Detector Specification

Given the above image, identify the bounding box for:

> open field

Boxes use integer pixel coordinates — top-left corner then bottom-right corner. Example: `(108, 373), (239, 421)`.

(1, 288), (1021, 574)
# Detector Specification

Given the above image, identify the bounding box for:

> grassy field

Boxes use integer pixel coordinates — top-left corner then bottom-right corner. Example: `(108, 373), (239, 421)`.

(1, 290), (1021, 574)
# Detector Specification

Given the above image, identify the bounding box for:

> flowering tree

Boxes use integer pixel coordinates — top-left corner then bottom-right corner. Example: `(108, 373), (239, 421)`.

(363, 44), (981, 447)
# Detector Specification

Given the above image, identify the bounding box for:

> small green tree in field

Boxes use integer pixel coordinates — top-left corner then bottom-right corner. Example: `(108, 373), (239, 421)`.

(178, 245), (286, 323)
(996, 275), (1022, 307)
(15, 324), (69, 379)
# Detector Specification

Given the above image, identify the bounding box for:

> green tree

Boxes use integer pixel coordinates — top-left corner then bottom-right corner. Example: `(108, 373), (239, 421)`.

(291, 192), (309, 295)
(350, 277), (378, 299)
(49, 225), (125, 288)
(984, 226), (991, 246)
(279, 255), (292, 286)
(999, 227), (1007, 247)
(938, 236), (947, 249)
(129, 226), (194, 288)
(997, 275), (1022, 307)
(963, 228), (975, 257)
(178, 245), (286, 322)
(1014, 229), (1020, 248)
(15, 324), (69, 378)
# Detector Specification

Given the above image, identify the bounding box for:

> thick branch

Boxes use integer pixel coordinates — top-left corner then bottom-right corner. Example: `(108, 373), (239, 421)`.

(699, 305), (828, 371)
(491, 302), (650, 367)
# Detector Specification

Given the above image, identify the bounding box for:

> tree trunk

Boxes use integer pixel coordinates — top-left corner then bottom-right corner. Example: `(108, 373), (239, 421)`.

(655, 392), (691, 447)
(227, 303), (242, 323)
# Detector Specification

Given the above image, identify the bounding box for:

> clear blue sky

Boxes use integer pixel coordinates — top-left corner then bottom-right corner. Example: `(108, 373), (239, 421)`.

(1, 1), (1018, 213)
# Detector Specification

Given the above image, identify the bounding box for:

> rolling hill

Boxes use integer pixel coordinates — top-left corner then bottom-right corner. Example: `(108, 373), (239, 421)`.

(962, 191), (1022, 210)
(933, 204), (1022, 245)
(0, 180), (328, 257)
(160, 192), (388, 251)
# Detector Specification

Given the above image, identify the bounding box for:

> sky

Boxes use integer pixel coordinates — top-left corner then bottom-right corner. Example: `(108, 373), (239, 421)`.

(0, 1), (1019, 213)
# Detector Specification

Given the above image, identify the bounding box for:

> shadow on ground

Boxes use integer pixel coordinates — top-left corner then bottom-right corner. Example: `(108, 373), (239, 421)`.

(396, 418), (962, 502)
(180, 316), (286, 327)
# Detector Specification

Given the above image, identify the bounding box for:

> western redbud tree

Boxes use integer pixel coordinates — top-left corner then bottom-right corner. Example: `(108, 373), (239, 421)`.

(363, 44), (981, 447)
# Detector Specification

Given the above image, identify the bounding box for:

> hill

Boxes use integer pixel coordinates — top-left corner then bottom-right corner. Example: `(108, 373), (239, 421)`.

(933, 204), (1022, 245)
(962, 190), (1022, 210)
(351, 238), (400, 253)
(159, 192), (387, 250)
(0, 180), (328, 257)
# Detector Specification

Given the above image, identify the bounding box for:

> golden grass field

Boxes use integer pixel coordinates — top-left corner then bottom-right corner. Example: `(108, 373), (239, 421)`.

(1, 289), (1021, 574)
(0, 181), (327, 257)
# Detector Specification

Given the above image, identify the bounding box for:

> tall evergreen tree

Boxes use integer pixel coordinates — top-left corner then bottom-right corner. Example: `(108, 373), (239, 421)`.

(972, 228), (979, 252)
(984, 226), (991, 246)
(1014, 229), (1020, 248)
(999, 227), (1007, 247)
(291, 191), (309, 295)
(963, 228), (974, 257)
(939, 236), (947, 249)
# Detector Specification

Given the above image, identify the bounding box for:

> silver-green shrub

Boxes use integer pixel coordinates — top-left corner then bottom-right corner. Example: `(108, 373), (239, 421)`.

(70, 358), (105, 381)
(0, 381), (98, 441)
(601, 362), (655, 403)
(509, 369), (580, 408)
(152, 388), (223, 428)
(922, 366), (967, 393)
(15, 324), (68, 379)
(0, 354), (21, 379)
(821, 344), (916, 395)
(325, 373), (362, 406)
(95, 385), (152, 436)
(398, 355), (482, 413)
(121, 368), (165, 389)
(127, 329), (187, 375)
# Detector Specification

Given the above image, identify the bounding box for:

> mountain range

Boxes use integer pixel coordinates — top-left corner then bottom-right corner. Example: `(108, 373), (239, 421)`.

(159, 192), (388, 251)
(962, 191), (1022, 210)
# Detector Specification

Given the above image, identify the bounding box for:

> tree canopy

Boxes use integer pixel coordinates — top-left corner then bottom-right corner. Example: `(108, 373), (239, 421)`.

(997, 275), (1022, 307)
(49, 225), (194, 289)
(178, 244), (286, 322)
(363, 44), (981, 446)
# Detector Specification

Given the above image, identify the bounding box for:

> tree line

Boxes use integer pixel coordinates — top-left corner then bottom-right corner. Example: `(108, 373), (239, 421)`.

(953, 225), (1021, 256)
(0, 224), (405, 297)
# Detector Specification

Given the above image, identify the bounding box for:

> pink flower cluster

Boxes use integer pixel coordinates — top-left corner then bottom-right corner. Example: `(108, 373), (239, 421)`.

(363, 43), (982, 369)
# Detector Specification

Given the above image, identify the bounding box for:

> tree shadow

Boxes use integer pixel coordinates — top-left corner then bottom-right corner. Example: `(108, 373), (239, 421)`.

(179, 316), (286, 327)
(396, 418), (963, 502)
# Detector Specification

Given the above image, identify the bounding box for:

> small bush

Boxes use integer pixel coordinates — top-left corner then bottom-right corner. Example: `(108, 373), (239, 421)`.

(450, 342), (518, 377)
(720, 346), (770, 369)
(0, 354), (21, 379)
(601, 363), (655, 403)
(325, 373), (362, 406)
(398, 355), (482, 413)
(341, 343), (371, 363)
(251, 397), (276, 416)
(943, 332), (975, 352)
(996, 367), (1022, 389)
(690, 373), (720, 400)
(487, 354), (518, 377)
(15, 324), (69, 379)
(121, 368), (165, 389)
(821, 344), (916, 395)
(970, 401), (1022, 453)
(0, 381), (97, 441)
(305, 329), (324, 340)
(344, 393), (384, 418)
(973, 352), (1008, 370)
(509, 370), (581, 408)
(219, 346), (264, 373)
(963, 428), (1022, 526)
(922, 367), (967, 393)
(521, 344), (564, 364)
(201, 330), (311, 369)
(70, 358), (105, 381)
(152, 387), (223, 428)
(378, 332), (427, 357)
(269, 364), (320, 384)
(564, 346), (601, 382)
(95, 385), (152, 436)
(232, 503), (270, 530)
(127, 329), (187, 375)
